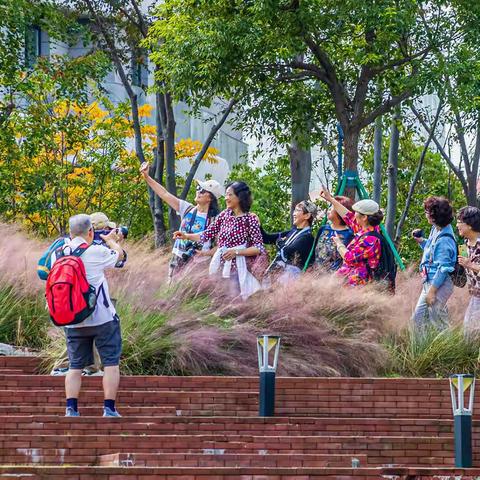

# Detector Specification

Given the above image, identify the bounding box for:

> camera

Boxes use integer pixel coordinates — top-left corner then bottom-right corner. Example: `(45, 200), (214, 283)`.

(93, 226), (129, 245)
(181, 241), (202, 261)
(412, 229), (424, 239)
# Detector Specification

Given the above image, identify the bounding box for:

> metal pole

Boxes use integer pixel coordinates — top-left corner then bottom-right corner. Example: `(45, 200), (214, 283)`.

(259, 370), (276, 417)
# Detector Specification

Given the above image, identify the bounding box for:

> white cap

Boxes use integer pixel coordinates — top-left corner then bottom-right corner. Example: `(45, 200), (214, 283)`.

(196, 179), (225, 199)
(352, 199), (380, 216)
(90, 212), (116, 229)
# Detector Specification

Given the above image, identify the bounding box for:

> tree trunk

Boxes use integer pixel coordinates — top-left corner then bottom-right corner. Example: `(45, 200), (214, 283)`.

(342, 127), (360, 199)
(287, 139), (312, 216)
(386, 110), (400, 239)
(149, 94), (167, 247)
(164, 94), (179, 231)
(373, 116), (382, 204)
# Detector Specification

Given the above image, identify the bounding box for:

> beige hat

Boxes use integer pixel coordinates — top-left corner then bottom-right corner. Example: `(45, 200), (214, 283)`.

(352, 199), (380, 216)
(90, 212), (116, 229)
(196, 179), (225, 200)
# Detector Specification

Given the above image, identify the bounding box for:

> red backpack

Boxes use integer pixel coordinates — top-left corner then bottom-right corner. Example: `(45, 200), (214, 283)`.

(46, 244), (97, 326)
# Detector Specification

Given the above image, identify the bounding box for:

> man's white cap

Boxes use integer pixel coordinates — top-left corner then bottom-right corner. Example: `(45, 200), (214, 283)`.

(196, 179), (225, 200)
(352, 199), (380, 215)
(90, 212), (116, 229)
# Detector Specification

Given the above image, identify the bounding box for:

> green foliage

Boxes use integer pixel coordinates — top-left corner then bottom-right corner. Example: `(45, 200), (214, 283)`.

(0, 287), (49, 349)
(384, 326), (480, 378)
(362, 128), (465, 264)
(227, 156), (291, 232)
(148, 0), (457, 151)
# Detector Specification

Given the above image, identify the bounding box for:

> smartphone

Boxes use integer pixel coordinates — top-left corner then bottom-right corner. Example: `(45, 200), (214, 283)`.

(459, 244), (468, 258)
(412, 229), (424, 239)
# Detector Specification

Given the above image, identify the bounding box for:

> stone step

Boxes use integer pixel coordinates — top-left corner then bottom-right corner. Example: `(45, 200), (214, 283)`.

(0, 415), (455, 438)
(0, 465), (385, 479)
(0, 388), (453, 418)
(97, 452), (369, 467)
(0, 433), (456, 466)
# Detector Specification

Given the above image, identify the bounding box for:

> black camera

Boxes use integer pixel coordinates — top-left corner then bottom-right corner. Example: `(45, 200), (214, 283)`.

(412, 229), (424, 239)
(181, 241), (202, 261)
(93, 226), (128, 245)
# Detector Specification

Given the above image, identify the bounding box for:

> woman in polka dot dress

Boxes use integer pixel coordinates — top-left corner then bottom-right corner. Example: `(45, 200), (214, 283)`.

(174, 181), (266, 293)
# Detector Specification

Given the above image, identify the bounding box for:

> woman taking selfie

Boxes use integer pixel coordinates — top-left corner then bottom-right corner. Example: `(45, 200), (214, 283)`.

(140, 162), (223, 281)
(174, 181), (265, 298)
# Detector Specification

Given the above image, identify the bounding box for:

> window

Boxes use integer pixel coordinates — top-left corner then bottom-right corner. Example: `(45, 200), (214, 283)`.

(131, 52), (148, 89)
(25, 26), (41, 68)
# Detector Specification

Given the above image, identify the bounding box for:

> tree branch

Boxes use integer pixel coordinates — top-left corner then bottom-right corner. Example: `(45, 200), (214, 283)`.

(359, 89), (412, 129)
(181, 98), (237, 199)
(395, 100), (443, 242)
(411, 104), (468, 193)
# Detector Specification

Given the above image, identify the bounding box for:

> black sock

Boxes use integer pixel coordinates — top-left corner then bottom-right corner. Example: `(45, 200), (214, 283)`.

(66, 398), (78, 412)
(104, 399), (116, 411)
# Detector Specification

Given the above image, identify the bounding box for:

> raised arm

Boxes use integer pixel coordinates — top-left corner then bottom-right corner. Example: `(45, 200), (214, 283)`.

(140, 162), (180, 213)
(319, 186), (349, 219)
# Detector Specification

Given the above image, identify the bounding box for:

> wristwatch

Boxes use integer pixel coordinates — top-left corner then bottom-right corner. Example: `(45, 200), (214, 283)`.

(235, 249), (240, 256)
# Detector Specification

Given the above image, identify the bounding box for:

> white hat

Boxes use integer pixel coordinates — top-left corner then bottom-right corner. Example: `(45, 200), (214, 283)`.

(90, 212), (116, 229)
(352, 199), (380, 216)
(196, 179), (225, 199)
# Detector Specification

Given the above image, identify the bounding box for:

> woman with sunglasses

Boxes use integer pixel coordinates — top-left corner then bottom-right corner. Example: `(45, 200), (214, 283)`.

(262, 200), (317, 280)
(140, 162), (223, 281)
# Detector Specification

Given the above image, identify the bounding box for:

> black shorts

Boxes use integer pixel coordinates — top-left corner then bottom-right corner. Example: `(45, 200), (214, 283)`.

(64, 318), (122, 369)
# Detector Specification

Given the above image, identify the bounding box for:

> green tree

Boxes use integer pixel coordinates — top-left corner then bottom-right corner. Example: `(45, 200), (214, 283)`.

(149, 0), (459, 198)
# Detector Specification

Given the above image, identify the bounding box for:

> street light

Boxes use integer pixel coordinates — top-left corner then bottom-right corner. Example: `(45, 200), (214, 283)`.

(257, 334), (280, 417)
(449, 374), (475, 467)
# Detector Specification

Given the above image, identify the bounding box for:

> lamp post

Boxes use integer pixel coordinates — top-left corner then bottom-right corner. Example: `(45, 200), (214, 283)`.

(449, 374), (475, 467)
(257, 335), (280, 417)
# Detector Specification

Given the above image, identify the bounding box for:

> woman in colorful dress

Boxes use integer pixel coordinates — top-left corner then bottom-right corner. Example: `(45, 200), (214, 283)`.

(174, 181), (265, 298)
(319, 187), (382, 286)
(456, 206), (480, 337)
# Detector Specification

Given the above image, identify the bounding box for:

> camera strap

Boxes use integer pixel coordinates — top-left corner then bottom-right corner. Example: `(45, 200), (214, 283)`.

(184, 206), (198, 234)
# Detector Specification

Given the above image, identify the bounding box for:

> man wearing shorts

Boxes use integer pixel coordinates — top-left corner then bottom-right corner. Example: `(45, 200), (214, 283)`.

(52, 214), (126, 418)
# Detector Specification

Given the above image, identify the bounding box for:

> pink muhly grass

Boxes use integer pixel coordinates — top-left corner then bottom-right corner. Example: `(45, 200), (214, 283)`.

(0, 222), (472, 376)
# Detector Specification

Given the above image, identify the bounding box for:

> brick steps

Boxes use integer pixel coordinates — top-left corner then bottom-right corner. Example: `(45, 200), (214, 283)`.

(0, 465), (385, 479)
(0, 433), (457, 466)
(0, 388), (454, 418)
(0, 405), (178, 416)
(0, 356), (471, 478)
(0, 415), (455, 437)
(97, 452), (369, 467)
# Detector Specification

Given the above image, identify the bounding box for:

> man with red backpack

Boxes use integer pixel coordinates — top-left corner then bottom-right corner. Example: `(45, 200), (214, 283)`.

(49, 214), (126, 417)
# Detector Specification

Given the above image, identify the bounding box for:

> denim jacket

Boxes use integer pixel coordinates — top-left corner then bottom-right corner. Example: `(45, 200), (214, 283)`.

(419, 225), (457, 288)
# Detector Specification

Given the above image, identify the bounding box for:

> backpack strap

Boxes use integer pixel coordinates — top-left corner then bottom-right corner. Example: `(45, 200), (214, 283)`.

(70, 244), (90, 258)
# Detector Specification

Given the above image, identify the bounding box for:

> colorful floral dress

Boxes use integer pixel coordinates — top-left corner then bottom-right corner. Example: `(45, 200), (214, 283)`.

(336, 211), (381, 286)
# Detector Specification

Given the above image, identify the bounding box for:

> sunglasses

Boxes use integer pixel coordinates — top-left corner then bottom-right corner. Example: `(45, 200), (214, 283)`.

(196, 187), (208, 194)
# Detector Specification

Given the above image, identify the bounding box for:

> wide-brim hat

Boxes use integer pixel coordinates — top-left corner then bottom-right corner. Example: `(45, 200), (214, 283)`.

(196, 179), (225, 200)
